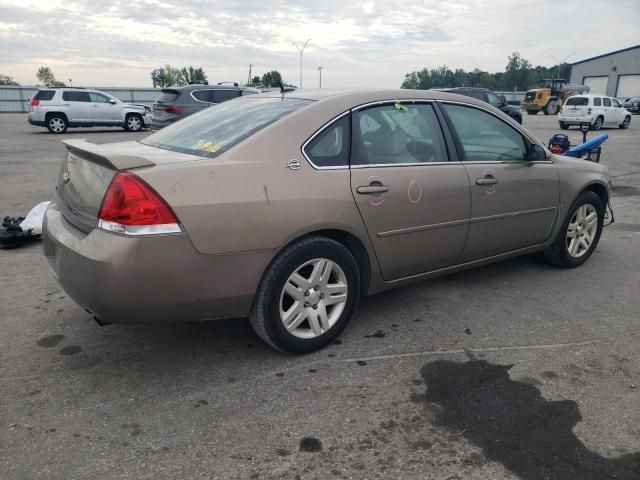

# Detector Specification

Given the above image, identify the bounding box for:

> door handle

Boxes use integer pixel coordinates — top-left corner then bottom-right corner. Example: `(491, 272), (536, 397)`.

(356, 185), (389, 194)
(475, 177), (499, 186)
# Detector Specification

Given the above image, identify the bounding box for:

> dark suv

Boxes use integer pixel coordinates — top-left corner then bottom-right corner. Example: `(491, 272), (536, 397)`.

(151, 83), (259, 129)
(437, 87), (523, 124)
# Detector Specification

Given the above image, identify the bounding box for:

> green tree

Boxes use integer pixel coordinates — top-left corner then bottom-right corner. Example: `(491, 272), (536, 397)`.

(0, 74), (19, 86)
(36, 66), (65, 87)
(503, 51), (531, 90)
(181, 66), (207, 84)
(251, 75), (261, 87)
(162, 65), (185, 86)
(261, 70), (283, 87)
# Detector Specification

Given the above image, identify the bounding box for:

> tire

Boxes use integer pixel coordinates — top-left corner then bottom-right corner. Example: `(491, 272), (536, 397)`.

(543, 191), (604, 268)
(619, 115), (631, 129)
(250, 236), (361, 354)
(125, 114), (143, 132)
(545, 100), (559, 115)
(559, 121), (569, 130)
(591, 116), (604, 131)
(526, 109), (538, 115)
(46, 114), (68, 134)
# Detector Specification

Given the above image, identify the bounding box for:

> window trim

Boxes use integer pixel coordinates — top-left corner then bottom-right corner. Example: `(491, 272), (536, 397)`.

(301, 110), (351, 170)
(189, 89), (215, 104)
(437, 100), (551, 164)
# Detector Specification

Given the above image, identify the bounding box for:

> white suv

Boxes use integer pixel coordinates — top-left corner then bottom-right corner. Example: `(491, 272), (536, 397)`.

(27, 88), (152, 134)
(558, 94), (632, 130)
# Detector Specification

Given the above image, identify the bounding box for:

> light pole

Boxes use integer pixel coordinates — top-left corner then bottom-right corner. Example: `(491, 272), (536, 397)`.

(548, 53), (576, 79)
(292, 38), (311, 89)
(318, 66), (323, 88)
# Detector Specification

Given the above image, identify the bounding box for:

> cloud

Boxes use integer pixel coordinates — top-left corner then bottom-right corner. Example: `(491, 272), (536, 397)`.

(0, 0), (638, 88)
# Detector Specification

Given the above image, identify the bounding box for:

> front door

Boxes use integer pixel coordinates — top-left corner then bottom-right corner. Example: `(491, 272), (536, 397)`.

(349, 101), (471, 280)
(89, 92), (120, 122)
(440, 102), (560, 261)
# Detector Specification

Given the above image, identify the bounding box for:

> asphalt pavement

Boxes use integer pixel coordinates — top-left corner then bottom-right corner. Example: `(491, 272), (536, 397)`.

(1, 112), (639, 480)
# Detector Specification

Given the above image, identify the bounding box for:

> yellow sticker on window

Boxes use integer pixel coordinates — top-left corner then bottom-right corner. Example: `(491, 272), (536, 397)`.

(195, 141), (221, 153)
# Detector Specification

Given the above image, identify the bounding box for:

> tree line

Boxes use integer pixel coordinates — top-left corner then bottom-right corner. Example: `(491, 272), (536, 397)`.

(401, 52), (572, 91)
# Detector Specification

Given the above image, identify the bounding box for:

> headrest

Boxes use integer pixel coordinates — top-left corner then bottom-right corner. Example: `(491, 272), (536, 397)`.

(369, 128), (407, 156)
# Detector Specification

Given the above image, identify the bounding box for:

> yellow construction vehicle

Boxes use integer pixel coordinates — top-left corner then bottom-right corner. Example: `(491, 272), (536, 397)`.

(521, 79), (590, 115)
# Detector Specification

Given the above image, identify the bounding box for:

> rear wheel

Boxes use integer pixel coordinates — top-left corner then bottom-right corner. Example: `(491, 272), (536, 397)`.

(619, 115), (631, 129)
(46, 114), (68, 134)
(559, 121), (569, 130)
(250, 236), (360, 354)
(526, 109), (538, 115)
(592, 116), (604, 131)
(543, 191), (604, 268)
(124, 114), (143, 132)
(545, 100), (559, 115)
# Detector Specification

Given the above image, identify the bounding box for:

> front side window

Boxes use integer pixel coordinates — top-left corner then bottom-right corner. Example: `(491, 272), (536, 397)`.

(89, 92), (110, 103)
(487, 92), (503, 107)
(352, 103), (448, 165)
(62, 91), (90, 102)
(603, 98), (611, 107)
(611, 98), (620, 107)
(304, 114), (350, 167)
(442, 103), (527, 162)
(142, 97), (311, 158)
(593, 97), (602, 106)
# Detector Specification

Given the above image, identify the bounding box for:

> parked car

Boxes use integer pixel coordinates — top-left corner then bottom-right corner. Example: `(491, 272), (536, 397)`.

(151, 83), (259, 129)
(43, 89), (611, 353)
(437, 87), (522, 123)
(27, 88), (151, 134)
(558, 94), (632, 130)
(621, 96), (640, 114)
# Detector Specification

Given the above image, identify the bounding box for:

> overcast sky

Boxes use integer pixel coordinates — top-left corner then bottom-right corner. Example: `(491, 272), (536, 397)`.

(1, 0), (638, 88)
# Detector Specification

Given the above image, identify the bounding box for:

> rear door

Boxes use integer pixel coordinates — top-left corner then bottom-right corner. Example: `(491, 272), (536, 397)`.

(62, 91), (92, 123)
(348, 101), (471, 280)
(440, 102), (559, 261)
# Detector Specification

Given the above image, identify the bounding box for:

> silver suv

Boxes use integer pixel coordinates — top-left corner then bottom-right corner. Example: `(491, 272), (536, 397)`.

(27, 88), (152, 134)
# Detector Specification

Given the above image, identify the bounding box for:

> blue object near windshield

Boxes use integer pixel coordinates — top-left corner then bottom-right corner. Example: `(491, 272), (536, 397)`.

(142, 97), (312, 157)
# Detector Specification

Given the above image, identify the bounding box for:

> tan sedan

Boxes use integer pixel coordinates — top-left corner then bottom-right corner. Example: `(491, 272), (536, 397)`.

(43, 89), (612, 353)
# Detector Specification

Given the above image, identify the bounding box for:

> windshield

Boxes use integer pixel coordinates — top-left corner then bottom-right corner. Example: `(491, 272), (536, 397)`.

(142, 97), (312, 158)
(565, 97), (588, 106)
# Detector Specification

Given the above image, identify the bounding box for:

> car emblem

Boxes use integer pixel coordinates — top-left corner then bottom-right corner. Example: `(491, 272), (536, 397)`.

(62, 172), (71, 183)
(287, 159), (302, 170)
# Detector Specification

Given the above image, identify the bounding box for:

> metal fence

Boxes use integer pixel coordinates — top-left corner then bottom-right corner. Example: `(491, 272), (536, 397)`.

(0, 86), (161, 113)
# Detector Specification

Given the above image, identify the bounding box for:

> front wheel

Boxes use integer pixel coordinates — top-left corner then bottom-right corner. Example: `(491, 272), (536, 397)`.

(543, 191), (604, 268)
(559, 121), (569, 130)
(250, 236), (360, 354)
(526, 109), (538, 115)
(619, 115), (631, 129)
(124, 114), (143, 132)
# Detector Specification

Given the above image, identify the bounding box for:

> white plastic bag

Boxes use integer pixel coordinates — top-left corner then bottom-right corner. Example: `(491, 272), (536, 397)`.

(19, 201), (51, 235)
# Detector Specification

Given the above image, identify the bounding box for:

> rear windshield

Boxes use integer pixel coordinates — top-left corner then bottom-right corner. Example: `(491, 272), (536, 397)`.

(34, 90), (55, 101)
(156, 90), (180, 103)
(565, 97), (588, 106)
(141, 97), (312, 158)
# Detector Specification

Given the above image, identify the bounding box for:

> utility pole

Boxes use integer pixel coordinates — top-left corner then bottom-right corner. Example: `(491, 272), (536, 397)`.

(248, 64), (252, 86)
(318, 66), (323, 88)
(548, 53), (576, 79)
(292, 39), (311, 89)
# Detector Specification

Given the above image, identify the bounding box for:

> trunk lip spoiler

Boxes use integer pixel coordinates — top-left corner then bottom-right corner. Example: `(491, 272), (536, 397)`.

(62, 139), (155, 170)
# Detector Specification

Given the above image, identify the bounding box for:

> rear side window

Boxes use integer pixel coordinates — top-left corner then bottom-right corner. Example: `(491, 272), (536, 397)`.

(565, 97), (588, 106)
(593, 97), (602, 106)
(603, 98), (611, 107)
(141, 97), (312, 158)
(62, 91), (90, 102)
(191, 89), (212, 102)
(34, 90), (55, 101)
(304, 115), (350, 168)
(212, 90), (240, 103)
(443, 103), (527, 162)
(156, 90), (180, 103)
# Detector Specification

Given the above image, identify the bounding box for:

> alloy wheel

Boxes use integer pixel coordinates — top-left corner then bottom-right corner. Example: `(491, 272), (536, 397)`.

(566, 204), (598, 258)
(127, 116), (142, 131)
(49, 118), (65, 133)
(279, 258), (348, 339)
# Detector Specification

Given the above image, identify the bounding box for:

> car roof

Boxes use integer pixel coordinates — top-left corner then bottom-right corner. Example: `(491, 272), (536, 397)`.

(167, 84), (245, 91)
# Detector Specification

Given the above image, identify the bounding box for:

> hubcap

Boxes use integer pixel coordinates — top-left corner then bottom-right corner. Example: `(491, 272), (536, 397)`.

(279, 258), (348, 339)
(128, 117), (141, 130)
(566, 204), (598, 258)
(50, 118), (64, 132)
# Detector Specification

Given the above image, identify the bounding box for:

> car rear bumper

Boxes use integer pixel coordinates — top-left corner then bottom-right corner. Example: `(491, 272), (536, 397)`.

(42, 203), (275, 324)
(28, 118), (46, 126)
(558, 114), (594, 124)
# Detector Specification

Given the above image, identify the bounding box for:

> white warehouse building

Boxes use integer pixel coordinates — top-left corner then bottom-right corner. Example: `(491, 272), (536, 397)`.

(570, 45), (640, 98)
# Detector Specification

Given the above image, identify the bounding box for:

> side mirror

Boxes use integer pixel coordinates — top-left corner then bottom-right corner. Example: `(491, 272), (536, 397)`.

(109, 99), (117, 104)
(528, 144), (548, 160)
(500, 95), (507, 106)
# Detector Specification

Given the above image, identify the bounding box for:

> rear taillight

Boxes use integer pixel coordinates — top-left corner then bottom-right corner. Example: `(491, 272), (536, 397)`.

(167, 105), (182, 114)
(29, 99), (39, 106)
(587, 108), (592, 115)
(97, 172), (182, 236)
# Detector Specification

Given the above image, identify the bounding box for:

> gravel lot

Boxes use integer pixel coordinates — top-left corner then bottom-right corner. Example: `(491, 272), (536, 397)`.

(1, 112), (639, 480)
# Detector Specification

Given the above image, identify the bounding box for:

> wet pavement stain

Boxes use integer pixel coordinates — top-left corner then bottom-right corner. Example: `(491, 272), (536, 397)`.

(36, 334), (64, 348)
(356, 360), (368, 366)
(59, 345), (82, 356)
(299, 437), (323, 452)
(365, 330), (386, 339)
(194, 399), (209, 408)
(418, 359), (640, 480)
